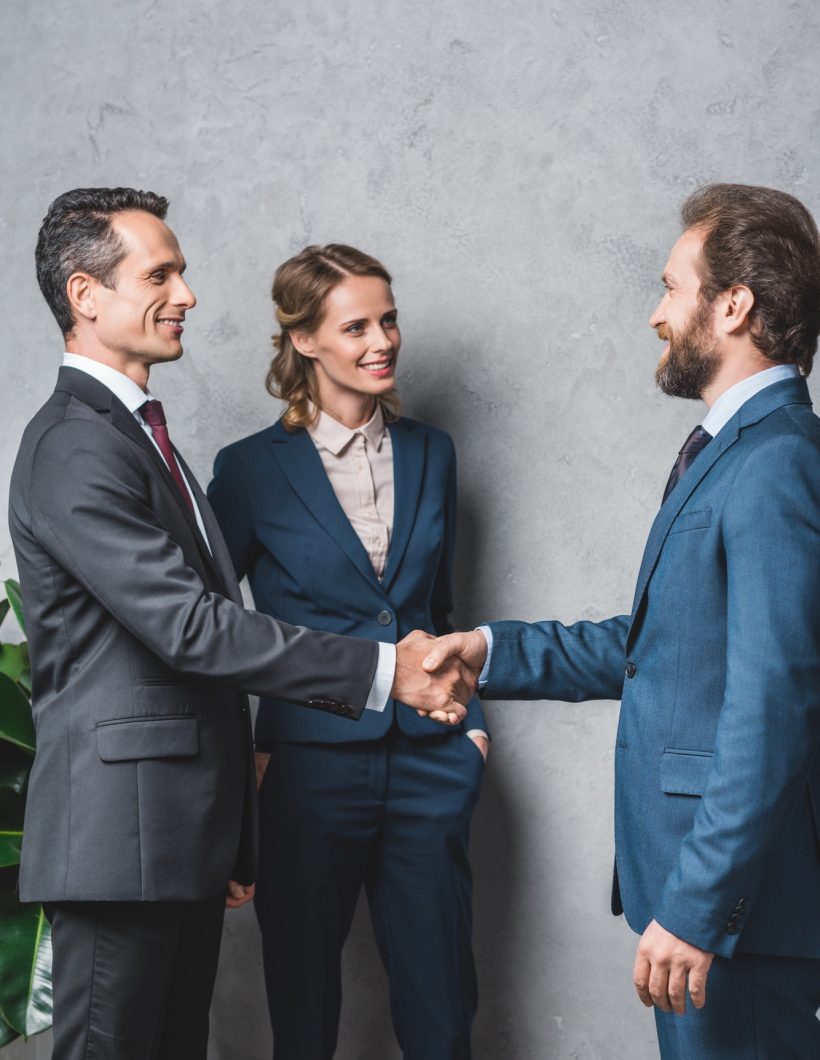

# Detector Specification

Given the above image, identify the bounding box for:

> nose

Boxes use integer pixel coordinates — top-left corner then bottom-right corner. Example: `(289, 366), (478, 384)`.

(173, 274), (197, 310)
(649, 297), (665, 329)
(372, 325), (393, 351)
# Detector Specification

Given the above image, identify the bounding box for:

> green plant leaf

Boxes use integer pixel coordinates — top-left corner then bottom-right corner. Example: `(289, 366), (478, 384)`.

(0, 831), (22, 868)
(3, 582), (25, 638)
(0, 895), (52, 1037)
(0, 747), (30, 797)
(0, 674), (35, 754)
(0, 600), (9, 628)
(0, 1011), (19, 1047)
(0, 643), (29, 686)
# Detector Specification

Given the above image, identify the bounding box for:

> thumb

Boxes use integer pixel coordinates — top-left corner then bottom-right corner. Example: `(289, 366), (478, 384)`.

(423, 633), (464, 672)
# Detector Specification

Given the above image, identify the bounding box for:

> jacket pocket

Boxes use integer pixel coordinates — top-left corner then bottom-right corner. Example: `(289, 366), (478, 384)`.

(668, 508), (712, 534)
(96, 715), (199, 762)
(660, 748), (713, 796)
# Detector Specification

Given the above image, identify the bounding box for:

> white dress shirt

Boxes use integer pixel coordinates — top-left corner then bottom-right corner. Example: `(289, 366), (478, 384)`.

(62, 354), (392, 714)
(478, 363), (802, 686)
(62, 353), (211, 550)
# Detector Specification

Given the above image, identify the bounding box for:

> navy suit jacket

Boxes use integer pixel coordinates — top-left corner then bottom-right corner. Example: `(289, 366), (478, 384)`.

(208, 415), (487, 744)
(484, 377), (820, 959)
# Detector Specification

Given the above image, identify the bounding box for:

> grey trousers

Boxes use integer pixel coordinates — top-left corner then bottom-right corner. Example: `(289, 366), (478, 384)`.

(45, 896), (225, 1059)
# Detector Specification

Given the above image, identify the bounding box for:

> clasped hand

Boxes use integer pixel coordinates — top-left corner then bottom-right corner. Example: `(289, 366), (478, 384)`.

(392, 629), (488, 725)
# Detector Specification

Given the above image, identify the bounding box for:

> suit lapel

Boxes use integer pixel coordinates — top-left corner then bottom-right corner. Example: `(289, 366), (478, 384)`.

(381, 420), (427, 591)
(55, 368), (224, 589)
(174, 451), (242, 602)
(628, 376), (813, 634)
(269, 425), (378, 588)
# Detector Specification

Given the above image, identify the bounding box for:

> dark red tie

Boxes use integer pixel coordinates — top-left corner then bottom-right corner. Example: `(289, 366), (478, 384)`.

(140, 400), (194, 512)
(662, 425), (712, 504)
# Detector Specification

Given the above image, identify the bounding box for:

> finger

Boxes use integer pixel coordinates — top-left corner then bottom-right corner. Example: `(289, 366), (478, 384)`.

(668, 963), (688, 1016)
(422, 633), (465, 672)
(688, 962), (710, 1009)
(633, 955), (654, 1008)
(648, 965), (672, 1012)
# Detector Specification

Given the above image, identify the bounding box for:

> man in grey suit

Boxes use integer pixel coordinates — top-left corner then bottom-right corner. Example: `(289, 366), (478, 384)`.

(8, 187), (474, 1059)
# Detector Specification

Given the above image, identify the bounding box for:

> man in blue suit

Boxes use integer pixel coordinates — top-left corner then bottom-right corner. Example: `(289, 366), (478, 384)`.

(424, 183), (820, 1057)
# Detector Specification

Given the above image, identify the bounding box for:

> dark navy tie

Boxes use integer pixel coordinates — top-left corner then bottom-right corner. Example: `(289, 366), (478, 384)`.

(140, 400), (194, 512)
(662, 425), (712, 504)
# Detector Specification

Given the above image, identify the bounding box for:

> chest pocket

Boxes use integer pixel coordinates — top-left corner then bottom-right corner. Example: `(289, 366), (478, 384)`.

(668, 508), (712, 535)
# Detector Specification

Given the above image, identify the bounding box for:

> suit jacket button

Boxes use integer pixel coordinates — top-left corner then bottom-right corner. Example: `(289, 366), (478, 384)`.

(377, 610), (393, 626)
(625, 661), (637, 679)
(726, 923), (740, 934)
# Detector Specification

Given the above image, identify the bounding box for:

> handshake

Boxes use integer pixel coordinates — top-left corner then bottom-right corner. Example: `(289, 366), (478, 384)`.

(390, 628), (490, 724)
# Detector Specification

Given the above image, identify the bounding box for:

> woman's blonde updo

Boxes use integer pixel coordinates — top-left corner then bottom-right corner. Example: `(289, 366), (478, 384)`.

(266, 244), (401, 430)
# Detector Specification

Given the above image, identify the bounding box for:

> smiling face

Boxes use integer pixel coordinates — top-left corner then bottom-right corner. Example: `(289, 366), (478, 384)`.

(650, 227), (722, 400)
(89, 210), (196, 371)
(294, 273), (400, 417)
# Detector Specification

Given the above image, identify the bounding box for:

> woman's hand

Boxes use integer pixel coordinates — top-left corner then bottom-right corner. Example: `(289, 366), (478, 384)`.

(255, 751), (271, 789)
(467, 733), (489, 761)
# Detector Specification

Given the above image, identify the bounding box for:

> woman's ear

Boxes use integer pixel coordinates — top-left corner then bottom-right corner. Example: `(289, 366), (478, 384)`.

(290, 329), (317, 359)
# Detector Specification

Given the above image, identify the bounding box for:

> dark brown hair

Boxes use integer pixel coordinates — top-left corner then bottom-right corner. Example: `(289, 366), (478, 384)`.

(36, 187), (169, 336)
(266, 244), (400, 430)
(681, 183), (820, 375)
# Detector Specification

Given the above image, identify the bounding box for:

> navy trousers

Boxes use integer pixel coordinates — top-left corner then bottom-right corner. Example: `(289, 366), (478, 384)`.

(254, 725), (484, 1059)
(654, 952), (820, 1058)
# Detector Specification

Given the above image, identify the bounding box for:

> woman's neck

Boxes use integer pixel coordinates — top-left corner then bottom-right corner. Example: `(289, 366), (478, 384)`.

(316, 390), (378, 429)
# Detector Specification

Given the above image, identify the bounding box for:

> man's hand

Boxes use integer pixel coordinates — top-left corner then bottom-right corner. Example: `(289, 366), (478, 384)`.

(226, 881), (256, 909)
(633, 919), (714, 1014)
(392, 630), (476, 724)
(421, 630), (489, 685)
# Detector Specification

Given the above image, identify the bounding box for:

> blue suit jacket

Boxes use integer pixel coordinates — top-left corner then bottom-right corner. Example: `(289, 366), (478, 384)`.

(208, 416), (487, 744)
(484, 377), (820, 959)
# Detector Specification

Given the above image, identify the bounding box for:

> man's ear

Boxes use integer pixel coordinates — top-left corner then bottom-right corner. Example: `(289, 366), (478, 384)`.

(717, 284), (755, 337)
(65, 272), (98, 324)
(290, 329), (317, 359)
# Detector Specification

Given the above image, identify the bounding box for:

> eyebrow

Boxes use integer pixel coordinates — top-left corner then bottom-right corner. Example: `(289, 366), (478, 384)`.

(339, 309), (397, 326)
(146, 259), (187, 274)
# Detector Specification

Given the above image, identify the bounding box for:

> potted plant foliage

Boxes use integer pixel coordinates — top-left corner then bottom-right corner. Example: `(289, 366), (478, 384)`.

(0, 578), (51, 1047)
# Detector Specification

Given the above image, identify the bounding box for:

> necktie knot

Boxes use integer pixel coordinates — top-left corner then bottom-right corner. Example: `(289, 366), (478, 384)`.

(662, 424), (712, 504)
(140, 399), (167, 429)
(679, 424), (711, 456)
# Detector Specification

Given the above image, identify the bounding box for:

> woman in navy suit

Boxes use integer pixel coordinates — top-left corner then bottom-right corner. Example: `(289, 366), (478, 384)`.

(208, 244), (487, 1060)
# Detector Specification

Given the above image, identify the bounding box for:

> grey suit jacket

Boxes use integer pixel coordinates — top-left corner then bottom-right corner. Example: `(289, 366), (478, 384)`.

(9, 367), (378, 902)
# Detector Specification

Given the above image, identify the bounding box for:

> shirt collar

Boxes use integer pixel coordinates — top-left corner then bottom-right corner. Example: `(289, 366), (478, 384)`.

(62, 352), (154, 415)
(701, 363), (800, 438)
(307, 403), (386, 456)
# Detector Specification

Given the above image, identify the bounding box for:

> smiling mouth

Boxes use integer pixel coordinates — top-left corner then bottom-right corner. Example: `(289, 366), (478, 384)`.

(157, 318), (184, 335)
(359, 355), (394, 375)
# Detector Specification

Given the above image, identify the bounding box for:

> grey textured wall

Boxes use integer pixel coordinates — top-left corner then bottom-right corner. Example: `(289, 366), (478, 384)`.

(2, 1), (819, 1057)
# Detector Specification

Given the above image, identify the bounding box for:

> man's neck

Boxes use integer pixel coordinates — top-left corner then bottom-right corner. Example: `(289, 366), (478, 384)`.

(701, 349), (775, 409)
(64, 339), (150, 390)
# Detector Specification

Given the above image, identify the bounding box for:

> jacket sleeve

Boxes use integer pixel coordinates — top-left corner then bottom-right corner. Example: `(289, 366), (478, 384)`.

(428, 434), (487, 733)
(207, 444), (259, 582)
(484, 615), (630, 702)
(29, 418), (378, 716)
(653, 433), (820, 957)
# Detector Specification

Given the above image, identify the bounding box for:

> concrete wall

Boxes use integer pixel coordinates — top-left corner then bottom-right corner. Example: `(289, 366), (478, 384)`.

(2, 1), (819, 1056)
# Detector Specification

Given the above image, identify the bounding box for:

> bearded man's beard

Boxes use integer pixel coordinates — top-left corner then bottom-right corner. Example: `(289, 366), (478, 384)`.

(655, 299), (721, 400)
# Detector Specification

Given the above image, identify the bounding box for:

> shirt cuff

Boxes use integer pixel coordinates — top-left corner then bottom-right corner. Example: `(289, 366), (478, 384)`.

(466, 729), (489, 741)
(365, 642), (396, 712)
(477, 625), (493, 688)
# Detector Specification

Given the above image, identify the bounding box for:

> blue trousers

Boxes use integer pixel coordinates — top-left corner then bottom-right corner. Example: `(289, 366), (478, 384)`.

(654, 952), (820, 1058)
(254, 726), (484, 1060)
